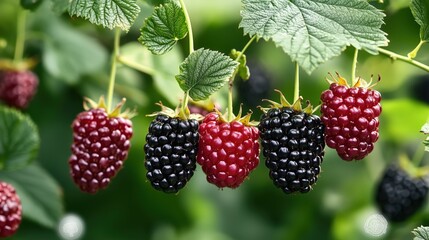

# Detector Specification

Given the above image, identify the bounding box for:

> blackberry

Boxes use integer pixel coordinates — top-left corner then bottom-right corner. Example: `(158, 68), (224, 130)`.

(69, 98), (133, 193)
(0, 182), (22, 238)
(144, 114), (199, 193)
(259, 95), (325, 194)
(375, 164), (428, 222)
(0, 70), (38, 109)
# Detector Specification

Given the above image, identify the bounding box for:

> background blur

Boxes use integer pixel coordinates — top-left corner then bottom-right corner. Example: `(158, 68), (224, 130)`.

(1, 0), (429, 239)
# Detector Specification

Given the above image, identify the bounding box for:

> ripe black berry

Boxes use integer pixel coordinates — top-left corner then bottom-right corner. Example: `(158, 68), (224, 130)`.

(259, 107), (325, 194)
(144, 114), (199, 193)
(375, 164), (428, 222)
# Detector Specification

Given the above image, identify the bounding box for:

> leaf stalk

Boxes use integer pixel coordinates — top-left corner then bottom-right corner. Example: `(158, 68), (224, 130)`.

(107, 28), (121, 112)
(377, 47), (429, 72)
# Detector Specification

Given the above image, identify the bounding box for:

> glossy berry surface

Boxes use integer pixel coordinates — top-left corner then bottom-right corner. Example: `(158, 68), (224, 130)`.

(259, 107), (325, 194)
(197, 112), (260, 188)
(0, 70), (38, 109)
(375, 164), (428, 222)
(144, 114), (199, 193)
(321, 83), (381, 161)
(0, 182), (22, 238)
(69, 108), (133, 193)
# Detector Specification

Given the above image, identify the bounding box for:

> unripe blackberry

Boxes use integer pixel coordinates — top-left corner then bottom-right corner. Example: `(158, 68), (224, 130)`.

(0, 70), (38, 109)
(0, 182), (22, 238)
(144, 114), (199, 193)
(69, 98), (133, 193)
(259, 94), (325, 194)
(375, 164), (428, 222)
(321, 76), (381, 161)
(197, 112), (260, 188)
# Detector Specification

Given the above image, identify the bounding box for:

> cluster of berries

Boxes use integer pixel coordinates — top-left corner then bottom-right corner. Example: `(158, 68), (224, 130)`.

(68, 73), (384, 196)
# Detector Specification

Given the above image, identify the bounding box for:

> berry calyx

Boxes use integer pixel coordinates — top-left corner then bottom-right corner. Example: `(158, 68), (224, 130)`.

(259, 91), (325, 194)
(320, 73), (381, 161)
(0, 182), (22, 238)
(197, 109), (260, 189)
(144, 103), (199, 193)
(69, 97), (133, 193)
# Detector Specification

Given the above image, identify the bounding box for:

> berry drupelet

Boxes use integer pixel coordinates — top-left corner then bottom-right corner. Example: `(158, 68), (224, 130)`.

(144, 114), (199, 193)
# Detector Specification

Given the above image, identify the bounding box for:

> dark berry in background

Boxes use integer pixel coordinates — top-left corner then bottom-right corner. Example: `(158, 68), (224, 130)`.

(237, 61), (272, 109)
(375, 164), (428, 222)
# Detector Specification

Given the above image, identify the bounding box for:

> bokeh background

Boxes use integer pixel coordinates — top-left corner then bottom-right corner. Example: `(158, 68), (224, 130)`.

(1, 0), (429, 239)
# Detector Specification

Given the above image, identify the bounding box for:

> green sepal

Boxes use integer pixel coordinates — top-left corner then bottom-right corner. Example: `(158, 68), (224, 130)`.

(83, 96), (136, 119)
(260, 89), (318, 115)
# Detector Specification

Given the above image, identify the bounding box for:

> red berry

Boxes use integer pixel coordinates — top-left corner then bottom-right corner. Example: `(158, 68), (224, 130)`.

(197, 112), (260, 188)
(69, 108), (133, 193)
(0, 182), (22, 238)
(0, 70), (38, 109)
(321, 82), (381, 160)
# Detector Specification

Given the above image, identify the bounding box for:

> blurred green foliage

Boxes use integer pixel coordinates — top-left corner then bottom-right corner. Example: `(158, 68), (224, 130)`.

(0, 0), (429, 239)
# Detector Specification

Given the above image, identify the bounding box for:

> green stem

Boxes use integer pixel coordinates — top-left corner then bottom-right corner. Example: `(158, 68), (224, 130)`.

(412, 140), (426, 167)
(293, 62), (299, 103)
(227, 36), (257, 121)
(407, 40), (426, 59)
(181, 91), (190, 118)
(233, 36), (256, 62)
(13, 9), (27, 65)
(351, 48), (359, 86)
(117, 56), (156, 75)
(377, 47), (429, 72)
(179, 0), (194, 54)
(106, 28), (121, 112)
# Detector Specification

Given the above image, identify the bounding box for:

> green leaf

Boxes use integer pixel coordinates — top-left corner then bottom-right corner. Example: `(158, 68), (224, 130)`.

(68, 0), (140, 31)
(34, 11), (108, 84)
(413, 226), (429, 240)
(49, 0), (69, 13)
(176, 48), (238, 101)
(240, 0), (388, 74)
(0, 164), (63, 229)
(410, 0), (429, 41)
(0, 106), (39, 171)
(139, 2), (188, 55)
